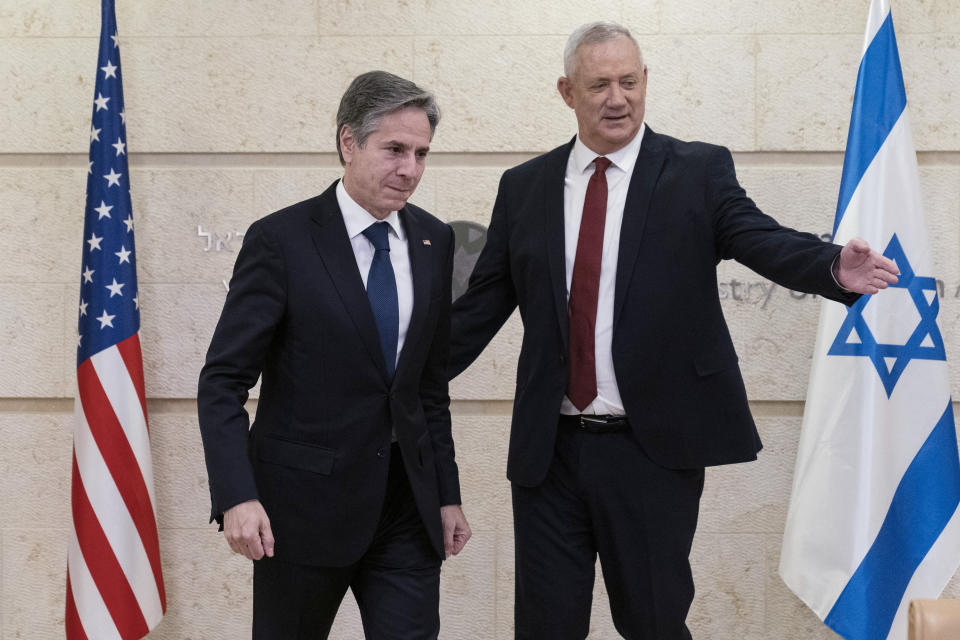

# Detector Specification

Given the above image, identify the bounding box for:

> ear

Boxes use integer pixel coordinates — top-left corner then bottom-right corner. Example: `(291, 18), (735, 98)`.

(557, 76), (575, 109)
(339, 125), (357, 164)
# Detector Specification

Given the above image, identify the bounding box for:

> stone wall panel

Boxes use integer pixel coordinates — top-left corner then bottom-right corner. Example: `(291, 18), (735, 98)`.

(451, 415), (512, 533)
(439, 532), (498, 639)
(413, 36), (572, 153)
(148, 530), (252, 639)
(423, 166), (507, 227)
(688, 534), (766, 640)
(120, 37), (414, 153)
(0, 413), (72, 531)
(2, 529), (68, 638)
(0, 38), (96, 153)
(150, 413), (215, 529)
(449, 313), (522, 401)
(698, 416), (802, 534)
(317, 0), (631, 37)
(0, 1), (318, 37)
(132, 168), (255, 284)
(1, 284), (68, 397)
(757, 35), (861, 151)
(637, 35), (757, 151)
(900, 34), (960, 151)
(0, 169), (85, 284)
(138, 283), (230, 399)
(1, 37), (414, 153)
(253, 168), (356, 219)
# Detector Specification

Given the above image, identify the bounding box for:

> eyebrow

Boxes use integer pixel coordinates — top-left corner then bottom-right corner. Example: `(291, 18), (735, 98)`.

(586, 72), (639, 83)
(382, 140), (431, 153)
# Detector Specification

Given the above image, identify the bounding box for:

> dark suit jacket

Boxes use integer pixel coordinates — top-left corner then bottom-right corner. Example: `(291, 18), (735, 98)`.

(198, 180), (460, 567)
(450, 127), (859, 487)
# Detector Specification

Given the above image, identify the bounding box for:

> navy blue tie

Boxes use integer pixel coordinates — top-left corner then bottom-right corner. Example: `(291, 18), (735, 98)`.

(362, 222), (399, 377)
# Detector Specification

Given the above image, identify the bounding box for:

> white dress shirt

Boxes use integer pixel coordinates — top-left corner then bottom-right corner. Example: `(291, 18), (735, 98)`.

(336, 180), (414, 368)
(560, 124), (646, 416)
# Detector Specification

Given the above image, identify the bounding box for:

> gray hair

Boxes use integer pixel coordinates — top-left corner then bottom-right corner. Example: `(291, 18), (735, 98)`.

(335, 71), (440, 165)
(563, 21), (642, 79)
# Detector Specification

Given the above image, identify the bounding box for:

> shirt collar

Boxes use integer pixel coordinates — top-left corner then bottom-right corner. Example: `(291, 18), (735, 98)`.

(336, 179), (404, 241)
(571, 122), (646, 175)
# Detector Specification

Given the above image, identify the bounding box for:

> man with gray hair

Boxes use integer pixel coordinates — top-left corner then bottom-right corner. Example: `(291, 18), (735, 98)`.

(198, 70), (471, 638)
(449, 21), (898, 639)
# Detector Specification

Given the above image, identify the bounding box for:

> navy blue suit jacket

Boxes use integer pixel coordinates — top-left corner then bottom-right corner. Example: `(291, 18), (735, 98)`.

(198, 180), (460, 566)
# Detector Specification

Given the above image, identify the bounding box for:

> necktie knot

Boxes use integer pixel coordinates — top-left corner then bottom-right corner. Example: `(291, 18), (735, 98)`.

(593, 156), (612, 174)
(362, 221), (391, 252)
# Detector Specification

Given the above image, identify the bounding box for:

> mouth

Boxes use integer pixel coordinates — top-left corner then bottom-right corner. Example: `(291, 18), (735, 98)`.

(603, 114), (629, 123)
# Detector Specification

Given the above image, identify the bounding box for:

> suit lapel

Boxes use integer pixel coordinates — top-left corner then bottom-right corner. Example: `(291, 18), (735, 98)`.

(613, 128), (666, 333)
(545, 138), (576, 348)
(309, 183), (391, 384)
(394, 206), (432, 382)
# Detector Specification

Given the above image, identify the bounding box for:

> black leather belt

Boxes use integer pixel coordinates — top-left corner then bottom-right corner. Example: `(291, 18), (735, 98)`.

(560, 414), (630, 433)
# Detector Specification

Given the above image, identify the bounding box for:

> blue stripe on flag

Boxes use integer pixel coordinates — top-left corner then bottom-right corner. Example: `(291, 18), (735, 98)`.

(824, 401), (960, 639)
(832, 11), (907, 236)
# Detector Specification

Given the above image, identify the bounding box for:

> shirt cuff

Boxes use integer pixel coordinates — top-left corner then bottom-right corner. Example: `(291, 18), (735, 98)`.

(830, 254), (852, 292)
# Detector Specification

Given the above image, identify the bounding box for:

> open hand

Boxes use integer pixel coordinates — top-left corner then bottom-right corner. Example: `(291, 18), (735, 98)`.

(834, 237), (900, 294)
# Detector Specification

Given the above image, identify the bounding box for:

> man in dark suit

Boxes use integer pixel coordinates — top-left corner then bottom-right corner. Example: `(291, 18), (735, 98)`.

(449, 22), (899, 640)
(198, 71), (471, 639)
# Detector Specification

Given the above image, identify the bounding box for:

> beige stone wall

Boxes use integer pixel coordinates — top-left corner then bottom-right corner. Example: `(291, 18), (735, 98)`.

(2, 0), (959, 638)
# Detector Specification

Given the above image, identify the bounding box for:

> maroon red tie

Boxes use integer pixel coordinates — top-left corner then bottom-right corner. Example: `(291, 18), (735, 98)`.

(567, 156), (611, 411)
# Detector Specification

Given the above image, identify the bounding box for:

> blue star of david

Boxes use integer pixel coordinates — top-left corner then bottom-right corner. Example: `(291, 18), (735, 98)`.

(828, 234), (946, 397)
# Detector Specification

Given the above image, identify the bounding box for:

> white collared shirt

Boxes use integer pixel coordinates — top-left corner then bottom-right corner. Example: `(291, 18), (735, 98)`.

(336, 180), (414, 368)
(560, 124), (646, 416)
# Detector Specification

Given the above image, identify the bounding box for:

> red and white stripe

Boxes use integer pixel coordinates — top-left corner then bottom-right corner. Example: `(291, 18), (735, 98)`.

(67, 333), (165, 639)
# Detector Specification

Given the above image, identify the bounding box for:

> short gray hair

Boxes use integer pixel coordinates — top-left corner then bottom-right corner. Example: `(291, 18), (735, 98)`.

(335, 71), (440, 165)
(563, 21), (642, 79)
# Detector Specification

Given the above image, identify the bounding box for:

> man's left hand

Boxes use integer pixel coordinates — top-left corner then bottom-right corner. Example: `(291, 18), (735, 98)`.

(835, 237), (900, 294)
(440, 505), (472, 559)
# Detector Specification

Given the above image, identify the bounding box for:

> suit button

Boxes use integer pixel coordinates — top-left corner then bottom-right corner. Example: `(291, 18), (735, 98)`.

(559, 355), (566, 364)
(377, 447), (385, 458)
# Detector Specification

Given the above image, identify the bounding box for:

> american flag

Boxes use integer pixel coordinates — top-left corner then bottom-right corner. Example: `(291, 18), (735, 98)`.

(66, 1), (166, 638)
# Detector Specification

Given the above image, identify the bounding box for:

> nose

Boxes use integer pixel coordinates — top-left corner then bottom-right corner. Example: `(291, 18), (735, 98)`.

(396, 151), (417, 176)
(606, 84), (627, 108)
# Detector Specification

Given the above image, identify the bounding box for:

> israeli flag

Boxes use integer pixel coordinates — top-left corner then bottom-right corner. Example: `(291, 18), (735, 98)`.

(779, 1), (960, 638)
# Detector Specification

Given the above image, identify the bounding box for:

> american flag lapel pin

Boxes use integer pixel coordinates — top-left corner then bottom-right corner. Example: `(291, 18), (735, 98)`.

(422, 239), (431, 246)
